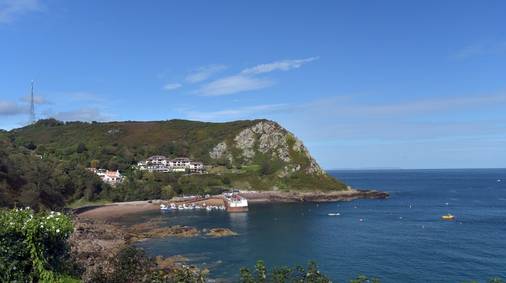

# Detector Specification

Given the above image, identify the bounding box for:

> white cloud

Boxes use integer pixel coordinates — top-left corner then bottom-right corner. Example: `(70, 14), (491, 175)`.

(0, 100), (26, 116)
(194, 57), (318, 96)
(49, 107), (110, 122)
(185, 65), (227, 83)
(163, 83), (182, 91)
(21, 95), (50, 105)
(195, 75), (273, 96)
(241, 57), (319, 75)
(0, 0), (42, 24)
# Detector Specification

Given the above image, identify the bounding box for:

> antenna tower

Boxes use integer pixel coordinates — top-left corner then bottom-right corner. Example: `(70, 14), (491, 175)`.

(29, 81), (36, 124)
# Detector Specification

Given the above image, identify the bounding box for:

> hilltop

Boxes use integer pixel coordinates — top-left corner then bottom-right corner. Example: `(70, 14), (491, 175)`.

(1, 118), (348, 209)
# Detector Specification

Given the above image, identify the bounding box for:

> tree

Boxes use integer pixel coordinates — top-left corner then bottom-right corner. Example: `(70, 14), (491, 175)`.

(76, 143), (87, 154)
(260, 161), (273, 176)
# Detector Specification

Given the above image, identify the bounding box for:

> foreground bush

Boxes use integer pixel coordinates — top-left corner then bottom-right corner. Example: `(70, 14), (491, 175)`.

(240, 260), (332, 283)
(0, 208), (75, 282)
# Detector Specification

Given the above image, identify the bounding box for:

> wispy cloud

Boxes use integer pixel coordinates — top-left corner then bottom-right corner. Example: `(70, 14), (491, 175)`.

(185, 65), (227, 83)
(453, 41), (506, 59)
(163, 83), (182, 91)
(0, 0), (42, 24)
(21, 95), (50, 105)
(241, 57), (319, 75)
(195, 57), (317, 96)
(0, 100), (26, 116)
(196, 75), (273, 96)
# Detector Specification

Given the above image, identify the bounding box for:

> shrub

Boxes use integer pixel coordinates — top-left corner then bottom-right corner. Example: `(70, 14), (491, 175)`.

(0, 208), (74, 282)
(240, 260), (331, 283)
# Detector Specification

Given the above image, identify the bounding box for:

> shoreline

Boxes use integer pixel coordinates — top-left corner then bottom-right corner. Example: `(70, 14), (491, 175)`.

(75, 189), (388, 220)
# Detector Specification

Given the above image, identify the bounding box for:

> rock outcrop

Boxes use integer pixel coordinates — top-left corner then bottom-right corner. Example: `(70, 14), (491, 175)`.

(210, 120), (325, 177)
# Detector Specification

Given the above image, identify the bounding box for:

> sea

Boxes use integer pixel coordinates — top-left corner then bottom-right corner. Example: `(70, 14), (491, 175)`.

(123, 169), (506, 282)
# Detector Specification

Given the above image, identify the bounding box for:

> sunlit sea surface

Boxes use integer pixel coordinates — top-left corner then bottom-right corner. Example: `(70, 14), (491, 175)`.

(118, 169), (506, 282)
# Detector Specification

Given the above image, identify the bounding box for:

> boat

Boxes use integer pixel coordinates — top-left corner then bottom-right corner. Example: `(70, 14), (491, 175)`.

(441, 214), (455, 220)
(223, 191), (248, 212)
(328, 213), (340, 216)
(160, 204), (171, 211)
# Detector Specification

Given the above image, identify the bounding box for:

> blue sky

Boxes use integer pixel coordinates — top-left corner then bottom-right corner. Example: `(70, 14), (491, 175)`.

(1, 0), (505, 169)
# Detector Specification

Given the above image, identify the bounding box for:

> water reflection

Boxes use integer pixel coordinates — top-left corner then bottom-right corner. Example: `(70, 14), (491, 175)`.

(228, 212), (248, 230)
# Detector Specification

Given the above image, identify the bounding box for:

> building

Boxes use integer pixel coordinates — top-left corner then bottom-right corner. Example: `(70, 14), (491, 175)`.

(137, 156), (205, 174)
(137, 155), (170, 172)
(189, 161), (204, 173)
(171, 157), (191, 172)
(87, 168), (124, 185)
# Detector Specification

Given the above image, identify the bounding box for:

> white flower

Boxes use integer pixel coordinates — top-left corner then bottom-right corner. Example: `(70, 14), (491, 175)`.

(56, 229), (60, 233)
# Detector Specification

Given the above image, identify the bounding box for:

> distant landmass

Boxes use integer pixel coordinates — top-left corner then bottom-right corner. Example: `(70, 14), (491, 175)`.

(0, 118), (347, 210)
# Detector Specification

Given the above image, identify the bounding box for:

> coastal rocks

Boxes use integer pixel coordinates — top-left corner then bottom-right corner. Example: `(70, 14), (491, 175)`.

(126, 221), (237, 240)
(239, 189), (389, 203)
(127, 222), (200, 239)
(205, 228), (238, 238)
(69, 217), (128, 281)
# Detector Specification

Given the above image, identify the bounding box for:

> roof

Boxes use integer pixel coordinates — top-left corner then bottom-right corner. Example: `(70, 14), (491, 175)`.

(147, 155), (167, 160)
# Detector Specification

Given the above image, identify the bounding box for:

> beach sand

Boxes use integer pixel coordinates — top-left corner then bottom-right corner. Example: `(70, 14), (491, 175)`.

(76, 200), (161, 220)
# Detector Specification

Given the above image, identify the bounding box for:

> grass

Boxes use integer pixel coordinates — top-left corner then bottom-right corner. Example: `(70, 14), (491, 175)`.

(67, 198), (112, 209)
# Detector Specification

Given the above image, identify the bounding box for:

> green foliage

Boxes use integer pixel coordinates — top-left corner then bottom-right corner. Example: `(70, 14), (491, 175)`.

(240, 260), (331, 283)
(0, 208), (75, 282)
(0, 140), (106, 210)
(350, 275), (381, 283)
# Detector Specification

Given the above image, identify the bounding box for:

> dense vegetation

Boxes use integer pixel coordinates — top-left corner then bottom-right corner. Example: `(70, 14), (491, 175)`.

(1, 119), (346, 209)
(0, 208), (76, 282)
(0, 136), (106, 210)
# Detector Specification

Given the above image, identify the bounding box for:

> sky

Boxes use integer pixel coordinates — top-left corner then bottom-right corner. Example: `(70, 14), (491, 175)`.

(0, 0), (505, 169)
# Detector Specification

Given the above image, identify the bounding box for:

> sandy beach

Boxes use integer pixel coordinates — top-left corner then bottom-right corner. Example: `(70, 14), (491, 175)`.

(76, 200), (161, 220)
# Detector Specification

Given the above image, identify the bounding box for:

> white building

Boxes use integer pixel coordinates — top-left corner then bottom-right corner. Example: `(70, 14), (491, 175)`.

(137, 156), (204, 173)
(88, 168), (124, 185)
(137, 155), (170, 172)
(189, 162), (204, 173)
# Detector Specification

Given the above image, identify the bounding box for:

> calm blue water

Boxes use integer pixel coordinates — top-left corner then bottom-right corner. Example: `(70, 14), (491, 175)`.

(128, 169), (506, 282)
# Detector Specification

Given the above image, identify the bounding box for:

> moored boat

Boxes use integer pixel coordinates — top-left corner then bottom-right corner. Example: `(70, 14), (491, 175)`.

(223, 191), (248, 212)
(441, 214), (455, 220)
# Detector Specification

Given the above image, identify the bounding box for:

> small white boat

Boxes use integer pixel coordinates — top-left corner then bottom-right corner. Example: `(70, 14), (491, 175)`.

(328, 213), (340, 216)
(160, 204), (171, 211)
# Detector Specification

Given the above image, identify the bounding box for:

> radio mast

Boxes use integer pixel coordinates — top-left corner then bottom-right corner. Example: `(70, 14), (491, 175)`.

(29, 80), (36, 124)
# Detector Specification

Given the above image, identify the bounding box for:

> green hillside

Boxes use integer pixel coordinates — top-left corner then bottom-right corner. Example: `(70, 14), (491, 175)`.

(1, 118), (347, 208)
